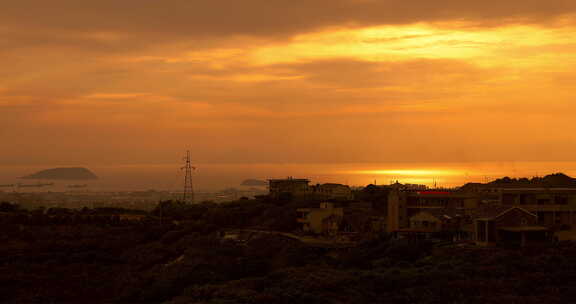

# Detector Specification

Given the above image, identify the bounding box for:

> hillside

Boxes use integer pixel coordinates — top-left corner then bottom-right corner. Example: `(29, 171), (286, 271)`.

(488, 173), (576, 188)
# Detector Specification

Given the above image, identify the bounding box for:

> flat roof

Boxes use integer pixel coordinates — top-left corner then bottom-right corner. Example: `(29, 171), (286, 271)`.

(395, 228), (437, 233)
(498, 226), (549, 232)
(501, 188), (576, 192)
(406, 191), (473, 197)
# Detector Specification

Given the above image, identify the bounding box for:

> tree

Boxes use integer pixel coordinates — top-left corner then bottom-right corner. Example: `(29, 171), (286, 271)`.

(0, 201), (19, 212)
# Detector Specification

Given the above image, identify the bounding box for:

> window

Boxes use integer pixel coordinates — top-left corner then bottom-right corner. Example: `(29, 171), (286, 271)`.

(477, 221), (486, 241)
(556, 197), (568, 205)
(538, 199), (551, 205)
(537, 212), (545, 224)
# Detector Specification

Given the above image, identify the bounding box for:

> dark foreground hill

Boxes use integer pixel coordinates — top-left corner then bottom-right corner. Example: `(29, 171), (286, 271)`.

(21, 167), (98, 180)
(2, 199), (576, 304)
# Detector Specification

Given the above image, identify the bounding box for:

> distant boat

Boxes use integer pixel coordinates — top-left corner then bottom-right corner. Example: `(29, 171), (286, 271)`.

(17, 182), (54, 188)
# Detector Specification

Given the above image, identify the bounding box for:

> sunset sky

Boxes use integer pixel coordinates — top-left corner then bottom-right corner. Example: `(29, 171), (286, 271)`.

(2, 1), (576, 189)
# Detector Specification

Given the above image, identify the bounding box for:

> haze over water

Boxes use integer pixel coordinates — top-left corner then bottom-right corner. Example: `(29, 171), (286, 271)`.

(3, 161), (576, 192)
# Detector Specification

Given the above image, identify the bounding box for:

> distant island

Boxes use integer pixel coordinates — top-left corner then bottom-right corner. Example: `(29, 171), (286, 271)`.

(21, 167), (98, 180)
(240, 179), (268, 187)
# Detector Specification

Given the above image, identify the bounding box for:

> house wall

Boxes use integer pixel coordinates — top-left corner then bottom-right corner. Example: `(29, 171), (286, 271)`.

(494, 208), (538, 228)
(299, 206), (343, 234)
(387, 190), (407, 232)
(475, 208), (538, 245)
(312, 184), (354, 200)
(499, 190), (576, 230)
(269, 179), (310, 198)
(388, 190), (480, 233)
(409, 212), (442, 231)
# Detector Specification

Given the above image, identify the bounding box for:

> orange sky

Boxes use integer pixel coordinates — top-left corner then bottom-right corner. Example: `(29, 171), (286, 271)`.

(2, 1), (576, 188)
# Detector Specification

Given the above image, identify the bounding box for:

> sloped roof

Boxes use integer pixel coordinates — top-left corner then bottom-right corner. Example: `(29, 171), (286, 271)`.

(320, 183), (350, 188)
(472, 205), (536, 220)
(322, 214), (342, 223)
(413, 208), (464, 221)
(499, 226), (548, 232)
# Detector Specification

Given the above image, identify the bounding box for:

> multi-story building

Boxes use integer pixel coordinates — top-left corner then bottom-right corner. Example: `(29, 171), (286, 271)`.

(387, 189), (480, 232)
(268, 178), (354, 201)
(408, 209), (462, 232)
(472, 206), (551, 247)
(297, 202), (344, 235)
(499, 188), (576, 230)
(310, 183), (354, 201)
(268, 178), (310, 199)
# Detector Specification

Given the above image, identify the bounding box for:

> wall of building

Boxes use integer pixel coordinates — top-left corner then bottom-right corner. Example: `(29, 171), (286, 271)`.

(475, 208), (539, 245)
(298, 203), (343, 234)
(387, 189), (412, 232)
(269, 179), (310, 199)
(499, 190), (576, 230)
(409, 212), (442, 231)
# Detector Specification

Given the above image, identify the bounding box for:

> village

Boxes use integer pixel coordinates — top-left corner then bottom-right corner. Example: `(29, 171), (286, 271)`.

(4, 173), (576, 302)
(270, 174), (576, 248)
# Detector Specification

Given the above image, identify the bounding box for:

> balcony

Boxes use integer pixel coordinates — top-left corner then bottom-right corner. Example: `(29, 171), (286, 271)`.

(521, 205), (576, 212)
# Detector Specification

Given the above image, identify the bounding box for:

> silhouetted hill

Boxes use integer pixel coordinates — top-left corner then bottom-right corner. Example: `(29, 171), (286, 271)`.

(21, 167), (98, 180)
(488, 172), (576, 187)
(240, 179), (268, 187)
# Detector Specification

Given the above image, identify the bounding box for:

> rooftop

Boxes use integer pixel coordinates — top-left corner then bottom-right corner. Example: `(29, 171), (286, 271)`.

(269, 178), (310, 182)
(473, 206), (537, 220)
(498, 226), (549, 232)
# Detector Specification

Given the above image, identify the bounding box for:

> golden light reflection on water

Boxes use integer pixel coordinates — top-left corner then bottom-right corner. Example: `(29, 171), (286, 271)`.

(343, 169), (466, 186)
(350, 169), (463, 176)
(339, 162), (576, 187)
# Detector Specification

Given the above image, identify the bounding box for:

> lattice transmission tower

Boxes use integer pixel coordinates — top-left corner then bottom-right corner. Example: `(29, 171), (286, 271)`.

(182, 150), (196, 204)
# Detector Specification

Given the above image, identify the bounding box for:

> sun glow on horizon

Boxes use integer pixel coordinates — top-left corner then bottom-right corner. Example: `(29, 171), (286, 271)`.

(346, 169), (464, 177)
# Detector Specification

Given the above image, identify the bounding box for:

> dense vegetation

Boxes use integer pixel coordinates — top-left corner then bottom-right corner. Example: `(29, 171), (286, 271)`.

(1, 199), (576, 303)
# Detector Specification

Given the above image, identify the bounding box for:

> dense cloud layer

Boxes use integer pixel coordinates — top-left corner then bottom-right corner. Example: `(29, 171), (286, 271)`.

(4, 0), (576, 38)
(2, 1), (576, 183)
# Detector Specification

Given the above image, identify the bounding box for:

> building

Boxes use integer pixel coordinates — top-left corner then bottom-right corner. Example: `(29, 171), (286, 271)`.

(389, 181), (428, 191)
(473, 206), (550, 247)
(296, 201), (384, 235)
(268, 178), (310, 199)
(392, 209), (468, 241)
(409, 209), (463, 232)
(387, 189), (480, 232)
(310, 183), (354, 201)
(268, 178), (354, 201)
(499, 188), (576, 230)
(297, 202), (343, 235)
